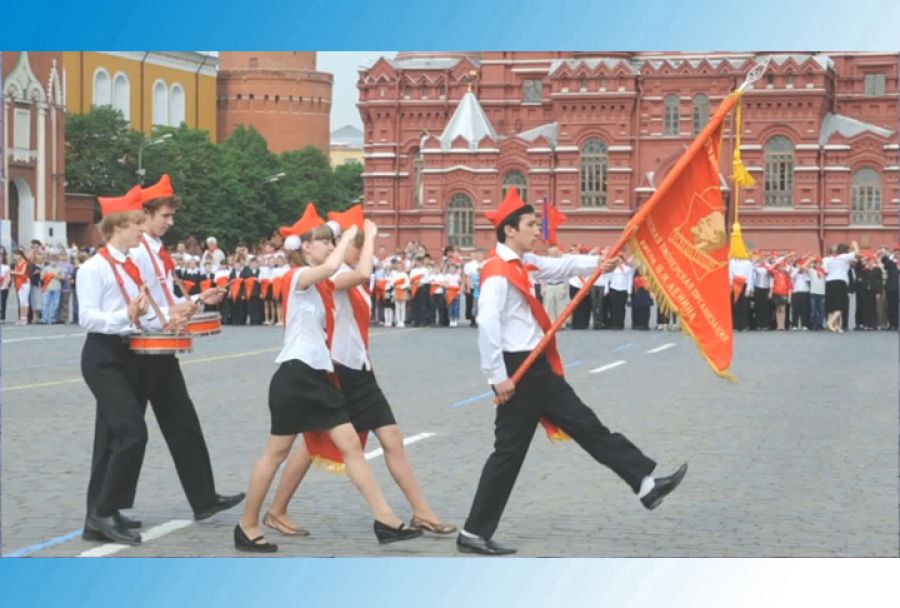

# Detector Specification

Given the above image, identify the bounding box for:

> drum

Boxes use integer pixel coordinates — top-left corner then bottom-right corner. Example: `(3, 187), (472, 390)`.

(187, 312), (222, 336)
(129, 331), (194, 355)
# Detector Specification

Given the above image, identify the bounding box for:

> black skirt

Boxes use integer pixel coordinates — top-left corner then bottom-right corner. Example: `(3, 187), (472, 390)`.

(268, 360), (349, 435)
(825, 280), (847, 314)
(334, 363), (397, 432)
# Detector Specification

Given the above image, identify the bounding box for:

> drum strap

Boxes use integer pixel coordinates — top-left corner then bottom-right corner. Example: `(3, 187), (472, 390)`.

(142, 236), (177, 307)
(98, 247), (143, 330)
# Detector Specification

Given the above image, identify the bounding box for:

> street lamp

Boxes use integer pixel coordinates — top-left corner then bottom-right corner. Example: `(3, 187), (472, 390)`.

(136, 133), (173, 184)
(263, 172), (286, 184)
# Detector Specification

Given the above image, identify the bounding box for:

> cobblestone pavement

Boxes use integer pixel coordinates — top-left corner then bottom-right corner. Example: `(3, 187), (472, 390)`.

(2, 321), (897, 557)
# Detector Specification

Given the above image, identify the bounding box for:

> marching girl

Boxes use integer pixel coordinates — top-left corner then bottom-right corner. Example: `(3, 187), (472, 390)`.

(234, 204), (422, 552)
(263, 207), (455, 540)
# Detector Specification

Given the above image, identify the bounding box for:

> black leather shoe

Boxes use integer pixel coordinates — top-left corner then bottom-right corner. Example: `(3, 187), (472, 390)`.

(85, 513), (142, 545)
(641, 462), (688, 510)
(194, 493), (246, 521)
(373, 520), (423, 544)
(234, 524), (278, 553)
(113, 511), (142, 529)
(456, 533), (516, 555)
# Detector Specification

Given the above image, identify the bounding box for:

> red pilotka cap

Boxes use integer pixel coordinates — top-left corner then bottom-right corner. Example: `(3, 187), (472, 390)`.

(279, 203), (326, 237)
(327, 204), (364, 231)
(140, 173), (174, 202)
(98, 185), (144, 217)
(484, 187), (528, 228)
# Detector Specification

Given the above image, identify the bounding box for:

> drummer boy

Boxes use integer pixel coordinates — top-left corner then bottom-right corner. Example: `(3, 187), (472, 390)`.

(125, 174), (245, 525)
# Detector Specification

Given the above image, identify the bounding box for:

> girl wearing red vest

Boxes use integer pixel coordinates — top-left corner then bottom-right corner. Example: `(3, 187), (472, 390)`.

(234, 204), (422, 553)
(769, 258), (792, 330)
(264, 208), (456, 539)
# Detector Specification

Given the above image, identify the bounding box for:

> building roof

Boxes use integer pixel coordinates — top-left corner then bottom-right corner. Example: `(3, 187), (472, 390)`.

(330, 124), (364, 148)
(516, 122), (559, 146)
(388, 57), (465, 70)
(819, 113), (893, 145)
(439, 90), (498, 150)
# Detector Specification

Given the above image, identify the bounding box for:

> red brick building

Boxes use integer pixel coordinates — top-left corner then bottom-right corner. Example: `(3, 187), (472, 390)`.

(357, 52), (899, 254)
(2, 51), (68, 248)
(217, 52), (332, 154)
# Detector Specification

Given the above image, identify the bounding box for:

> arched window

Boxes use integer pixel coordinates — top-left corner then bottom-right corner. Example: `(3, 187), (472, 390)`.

(692, 94), (708, 135)
(501, 170), (528, 205)
(92, 68), (111, 107)
(580, 138), (608, 207)
(169, 83), (185, 127)
(447, 193), (474, 248)
(112, 73), (130, 120)
(152, 80), (168, 126)
(850, 168), (882, 225)
(664, 95), (680, 135)
(764, 136), (794, 207)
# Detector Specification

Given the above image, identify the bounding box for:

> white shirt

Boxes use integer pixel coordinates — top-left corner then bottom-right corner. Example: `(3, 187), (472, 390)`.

(478, 243), (598, 384)
(275, 267), (333, 371)
(753, 264), (772, 289)
(608, 265), (634, 293)
(445, 273), (461, 289)
(131, 235), (196, 320)
(729, 259), (754, 293)
(331, 264), (372, 371)
(809, 269), (826, 295)
(77, 244), (168, 335)
(259, 265), (273, 282)
(0, 264), (10, 290)
(568, 275), (588, 289)
(790, 266), (811, 292)
(823, 253), (856, 283)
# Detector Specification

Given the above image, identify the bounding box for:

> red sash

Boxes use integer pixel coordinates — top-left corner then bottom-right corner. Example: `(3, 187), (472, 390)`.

(480, 257), (569, 442)
(181, 279), (197, 295)
(429, 283), (440, 296)
(732, 276), (746, 304)
(230, 278), (243, 301)
(347, 284), (371, 352)
(200, 279), (213, 292)
(410, 274), (423, 298)
(272, 276), (283, 301)
(445, 286), (460, 305)
(41, 274), (53, 293)
(374, 279), (387, 301)
(244, 277), (258, 299)
(98, 247), (144, 329)
(260, 278), (271, 299)
(13, 262), (28, 291)
(142, 236), (176, 307)
(215, 276), (229, 288)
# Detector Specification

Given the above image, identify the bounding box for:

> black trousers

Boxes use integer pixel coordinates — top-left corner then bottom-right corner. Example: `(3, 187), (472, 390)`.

(82, 334), (148, 518)
(732, 291), (750, 330)
(435, 293), (449, 326)
(247, 297), (263, 325)
(790, 292), (810, 328)
(130, 354), (218, 514)
(590, 286), (605, 329)
(465, 290), (475, 323)
(609, 288), (628, 330)
(570, 285), (591, 329)
(632, 305), (651, 329)
(752, 288), (770, 329)
(231, 299), (247, 326)
(463, 352), (656, 540)
(887, 290), (898, 330)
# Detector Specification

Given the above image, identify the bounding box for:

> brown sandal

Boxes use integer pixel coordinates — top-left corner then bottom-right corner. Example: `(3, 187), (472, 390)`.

(409, 515), (457, 535)
(263, 511), (310, 537)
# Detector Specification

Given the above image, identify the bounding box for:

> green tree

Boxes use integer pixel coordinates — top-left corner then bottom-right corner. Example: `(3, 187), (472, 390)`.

(64, 107), (143, 197)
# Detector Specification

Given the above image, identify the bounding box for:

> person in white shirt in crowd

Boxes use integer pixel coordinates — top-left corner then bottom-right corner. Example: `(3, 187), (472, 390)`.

(389, 259), (409, 328)
(607, 257), (634, 330)
(463, 249), (485, 328)
(728, 256), (754, 331)
(540, 245), (570, 325)
(823, 241), (859, 333)
(789, 255), (812, 330)
(751, 254), (773, 330)
(202, 236), (225, 272)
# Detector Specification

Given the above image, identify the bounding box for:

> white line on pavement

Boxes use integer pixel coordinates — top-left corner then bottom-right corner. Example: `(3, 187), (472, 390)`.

(2, 332), (85, 344)
(588, 360), (627, 374)
(647, 343), (676, 354)
(78, 519), (193, 558)
(364, 432), (435, 460)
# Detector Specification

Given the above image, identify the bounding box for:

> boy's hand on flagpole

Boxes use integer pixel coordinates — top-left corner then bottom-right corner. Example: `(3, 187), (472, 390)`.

(598, 255), (621, 274)
(493, 379), (516, 405)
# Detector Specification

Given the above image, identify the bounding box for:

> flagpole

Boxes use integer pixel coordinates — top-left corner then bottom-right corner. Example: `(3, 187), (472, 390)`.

(497, 61), (770, 401)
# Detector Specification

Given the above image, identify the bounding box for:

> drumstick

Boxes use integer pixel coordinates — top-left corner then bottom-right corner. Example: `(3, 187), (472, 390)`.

(142, 285), (170, 328)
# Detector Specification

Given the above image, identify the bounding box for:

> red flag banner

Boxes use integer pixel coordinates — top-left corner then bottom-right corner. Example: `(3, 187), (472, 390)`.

(625, 94), (737, 379)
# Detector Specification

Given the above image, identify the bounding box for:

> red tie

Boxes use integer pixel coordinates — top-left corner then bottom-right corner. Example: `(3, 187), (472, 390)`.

(122, 258), (144, 288)
(158, 247), (176, 275)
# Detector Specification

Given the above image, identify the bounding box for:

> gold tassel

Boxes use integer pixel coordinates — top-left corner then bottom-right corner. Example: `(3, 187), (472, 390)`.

(729, 93), (752, 261)
(310, 457), (347, 475)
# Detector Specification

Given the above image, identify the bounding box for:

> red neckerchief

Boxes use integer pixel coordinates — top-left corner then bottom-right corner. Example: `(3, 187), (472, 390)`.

(346, 284), (371, 353)
(480, 255), (569, 442)
(141, 236), (176, 307)
(98, 247), (144, 329)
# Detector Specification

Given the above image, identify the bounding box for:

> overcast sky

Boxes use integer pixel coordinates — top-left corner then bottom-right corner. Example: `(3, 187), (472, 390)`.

(318, 51), (393, 131)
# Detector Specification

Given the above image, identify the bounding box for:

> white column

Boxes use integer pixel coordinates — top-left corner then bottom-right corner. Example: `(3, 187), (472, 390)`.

(51, 104), (58, 219)
(36, 102), (46, 222)
(2, 97), (9, 220)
